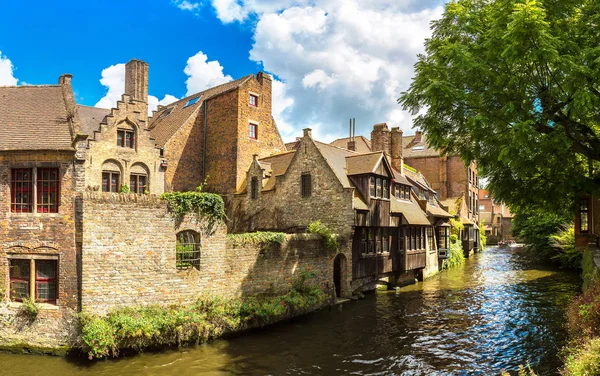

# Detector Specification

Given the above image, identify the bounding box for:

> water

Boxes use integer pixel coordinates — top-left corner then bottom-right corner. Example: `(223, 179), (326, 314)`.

(0, 246), (580, 375)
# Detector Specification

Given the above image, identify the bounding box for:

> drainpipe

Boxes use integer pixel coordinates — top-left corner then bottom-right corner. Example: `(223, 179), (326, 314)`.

(202, 100), (207, 183)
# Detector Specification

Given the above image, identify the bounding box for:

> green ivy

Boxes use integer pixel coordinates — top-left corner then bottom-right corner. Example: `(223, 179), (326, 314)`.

(307, 220), (338, 253)
(227, 232), (285, 248)
(160, 187), (225, 230)
(443, 240), (465, 270)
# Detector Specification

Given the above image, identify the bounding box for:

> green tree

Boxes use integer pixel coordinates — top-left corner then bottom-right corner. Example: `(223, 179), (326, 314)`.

(400, 0), (600, 212)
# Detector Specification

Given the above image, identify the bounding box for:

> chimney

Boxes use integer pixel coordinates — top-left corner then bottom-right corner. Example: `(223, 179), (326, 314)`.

(347, 118), (356, 151)
(414, 130), (422, 143)
(58, 74), (81, 136)
(59, 74), (72, 86)
(256, 72), (272, 116)
(347, 140), (356, 151)
(370, 123), (390, 154)
(391, 127), (403, 173)
(125, 59), (149, 123)
(303, 128), (312, 138)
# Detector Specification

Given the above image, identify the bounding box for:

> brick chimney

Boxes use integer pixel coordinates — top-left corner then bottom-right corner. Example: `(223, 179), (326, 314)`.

(125, 59), (149, 123)
(58, 74), (81, 136)
(371, 123), (390, 154)
(391, 127), (403, 174)
(347, 140), (356, 151)
(256, 72), (272, 116)
(414, 130), (422, 143)
(303, 128), (312, 138)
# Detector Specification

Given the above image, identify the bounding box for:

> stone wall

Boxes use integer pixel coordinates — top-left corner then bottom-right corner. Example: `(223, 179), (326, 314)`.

(81, 192), (333, 315)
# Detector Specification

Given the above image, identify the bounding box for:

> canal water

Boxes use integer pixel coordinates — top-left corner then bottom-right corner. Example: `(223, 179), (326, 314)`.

(0, 246), (581, 375)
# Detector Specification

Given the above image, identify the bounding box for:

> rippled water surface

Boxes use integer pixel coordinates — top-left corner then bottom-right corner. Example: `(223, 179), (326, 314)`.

(0, 247), (580, 375)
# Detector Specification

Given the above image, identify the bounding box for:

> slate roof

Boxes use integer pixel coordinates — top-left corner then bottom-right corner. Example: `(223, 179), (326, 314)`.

(391, 196), (431, 225)
(391, 167), (411, 186)
(148, 75), (254, 147)
(78, 105), (110, 136)
(330, 135), (372, 153)
(404, 166), (435, 192)
(313, 141), (357, 188)
(259, 151), (295, 191)
(0, 85), (74, 151)
(346, 152), (385, 176)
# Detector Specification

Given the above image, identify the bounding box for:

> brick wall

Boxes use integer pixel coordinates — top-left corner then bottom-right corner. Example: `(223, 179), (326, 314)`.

(81, 192), (333, 315)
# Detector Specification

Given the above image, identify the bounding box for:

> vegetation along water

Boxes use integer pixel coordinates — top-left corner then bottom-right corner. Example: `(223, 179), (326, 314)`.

(0, 246), (580, 375)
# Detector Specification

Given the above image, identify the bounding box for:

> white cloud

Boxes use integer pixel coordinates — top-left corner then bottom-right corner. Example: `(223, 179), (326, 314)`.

(271, 79), (295, 139)
(0, 51), (18, 86)
(209, 0), (444, 141)
(184, 51), (233, 96)
(94, 63), (178, 115)
(173, 0), (201, 13)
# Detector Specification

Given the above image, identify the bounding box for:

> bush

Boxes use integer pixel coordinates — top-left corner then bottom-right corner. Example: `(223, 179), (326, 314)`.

(160, 187), (225, 231)
(581, 248), (599, 292)
(307, 220), (338, 253)
(563, 338), (600, 376)
(550, 227), (581, 269)
(80, 273), (327, 359)
(227, 232), (286, 250)
(119, 184), (130, 194)
(566, 278), (600, 340)
(443, 240), (465, 270)
(21, 297), (39, 319)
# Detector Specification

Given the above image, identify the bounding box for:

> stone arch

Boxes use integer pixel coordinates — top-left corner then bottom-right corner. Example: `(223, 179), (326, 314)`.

(333, 253), (348, 299)
(176, 230), (201, 271)
(130, 162), (150, 193)
(101, 159), (123, 192)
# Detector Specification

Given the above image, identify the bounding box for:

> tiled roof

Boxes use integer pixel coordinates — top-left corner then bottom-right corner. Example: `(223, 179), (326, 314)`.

(391, 196), (431, 225)
(330, 135), (372, 153)
(391, 167), (411, 186)
(313, 141), (357, 188)
(148, 75), (254, 147)
(0, 85), (74, 151)
(427, 201), (453, 218)
(346, 152), (385, 176)
(78, 105), (110, 136)
(402, 134), (441, 159)
(404, 165), (435, 192)
(353, 191), (368, 211)
(259, 151), (295, 191)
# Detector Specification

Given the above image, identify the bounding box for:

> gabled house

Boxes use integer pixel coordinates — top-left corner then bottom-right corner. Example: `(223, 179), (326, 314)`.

(478, 188), (514, 244)
(148, 71), (286, 194)
(234, 128), (451, 298)
(0, 75), (84, 312)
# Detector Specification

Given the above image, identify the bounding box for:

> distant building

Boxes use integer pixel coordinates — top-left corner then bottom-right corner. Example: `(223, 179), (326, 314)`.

(575, 195), (600, 249)
(478, 189), (514, 244)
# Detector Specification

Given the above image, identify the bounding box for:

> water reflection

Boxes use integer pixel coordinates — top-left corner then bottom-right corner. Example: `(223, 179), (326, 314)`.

(0, 247), (580, 375)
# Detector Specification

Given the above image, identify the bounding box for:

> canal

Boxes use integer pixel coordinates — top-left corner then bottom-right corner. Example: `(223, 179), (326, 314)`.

(0, 246), (581, 375)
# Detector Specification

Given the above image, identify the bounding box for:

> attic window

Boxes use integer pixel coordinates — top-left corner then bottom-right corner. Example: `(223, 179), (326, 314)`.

(412, 145), (425, 151)
(184, 97), (200, 108)
(159, 108), (173, 119)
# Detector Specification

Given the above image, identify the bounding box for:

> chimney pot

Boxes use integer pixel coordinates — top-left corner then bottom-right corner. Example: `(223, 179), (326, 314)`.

(59, 74), (73, 86)
(347, 140), (356, 151)
(303, 128), (312, 138)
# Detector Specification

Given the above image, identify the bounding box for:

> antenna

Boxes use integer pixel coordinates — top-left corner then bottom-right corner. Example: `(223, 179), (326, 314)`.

(352, 118), (356, 142)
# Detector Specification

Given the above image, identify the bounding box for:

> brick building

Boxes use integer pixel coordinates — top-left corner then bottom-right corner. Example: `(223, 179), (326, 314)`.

(478, 189), (514, 244)
(333, 125), (481, 254)
(148, 71), (285, 194)
(0, 76), (83, 314)
(235, 128), (452, 297)
(78, 60), (165, 195)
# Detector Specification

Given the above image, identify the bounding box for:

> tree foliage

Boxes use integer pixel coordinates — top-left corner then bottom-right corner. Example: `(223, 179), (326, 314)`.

(400, 0), (600, 212)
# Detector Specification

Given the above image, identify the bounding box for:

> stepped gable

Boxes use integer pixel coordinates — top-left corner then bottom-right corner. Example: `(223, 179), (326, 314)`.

(148, 75), (254, 148)
(0, 85), (74, 151)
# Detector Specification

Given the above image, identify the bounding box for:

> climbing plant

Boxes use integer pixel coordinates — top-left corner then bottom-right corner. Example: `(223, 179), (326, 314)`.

(160, 186), (225, 231)
(307, 220), (338, 253)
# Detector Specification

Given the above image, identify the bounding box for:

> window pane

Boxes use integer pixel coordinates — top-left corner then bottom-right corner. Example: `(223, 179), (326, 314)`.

(102, 173), (110, 192)
(117, 130), (124, 147)
(370, 177), (376, 197)
(36, 260), (56, 279)
(11, 168), (33, 212)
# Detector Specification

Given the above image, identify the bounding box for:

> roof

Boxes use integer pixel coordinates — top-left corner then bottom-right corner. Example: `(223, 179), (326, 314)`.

(404, 165), (435, 192)
(346, 152), (386, 176)
(427, 201), (453, 218)
(0, 85), (74, 151)
(353, 191), (368, 211)
(441, 196), (463, 215)
(330, 135), (372, 153)
(391, 196), (431, 225)
(259, 151), (295, 191)
(402, 134), (441, 159)
(78, 105), (110, 136)
(391, 167), (411, 186)
(285, 139), (301, 151)
(313, 141), (357, 188)
(148, 74), (254, 147)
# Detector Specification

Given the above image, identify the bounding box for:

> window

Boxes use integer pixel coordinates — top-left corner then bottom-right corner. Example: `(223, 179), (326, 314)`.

(403, 186), (411, 200)
(428, 193), (435, 205)
(249, 94), (258, 107)
(427, 227), (434, 250)
(11, 168), (32, 213)
(412, 145), (424, 151)
(370, 176), (376, 197)
(184, 97), (200, 108)
(382, 228), (389, 253)
(438, 226), (449, 250)
(249, 123), (258, 140)
(250, 177), (259, 199)
(301, 172), (312, 197)
(376, 178), (382, 198)
(580, 198), (589, 233)
(11, 168), (60, 213)
(102, 171), (120, 192)
(9, 258), (58, 303)
(479, 205), (485, 211)
(361, 228), (368, 254)
(376, 229), (382, 253)
(130, 174), (147, 194)
(395, 185), (400, 199)
(383, 180), (389, 199)
(117, 129), (134, 148)
(176, 231), (201, 270)
(159, 107), (173, 119)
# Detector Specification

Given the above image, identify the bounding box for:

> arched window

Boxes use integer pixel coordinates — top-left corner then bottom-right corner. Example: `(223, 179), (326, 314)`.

(176, 230), (201, 270)
(101, 160), (122, 192)
(130, 163), (149, 194)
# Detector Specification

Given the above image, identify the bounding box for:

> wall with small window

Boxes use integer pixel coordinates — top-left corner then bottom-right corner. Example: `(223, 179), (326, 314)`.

(80, 192), (333, 314)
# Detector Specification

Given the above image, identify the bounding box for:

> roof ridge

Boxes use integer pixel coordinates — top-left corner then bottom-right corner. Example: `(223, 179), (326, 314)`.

(0, 84), (61, 88)
(166, 74), (255, 108)
(314, 140), (359, 154)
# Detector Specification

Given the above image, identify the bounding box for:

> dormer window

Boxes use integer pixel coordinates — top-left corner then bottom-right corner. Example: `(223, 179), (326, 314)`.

(117, 129), (134, 148)
(412, 145), (424, 151)
(370, 176), (390, 199)
(249, 94), (258, 107)
(184, 97), (200, 108)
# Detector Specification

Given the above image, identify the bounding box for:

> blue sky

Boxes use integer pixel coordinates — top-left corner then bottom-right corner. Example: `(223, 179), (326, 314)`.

(0, 0), (446, 142)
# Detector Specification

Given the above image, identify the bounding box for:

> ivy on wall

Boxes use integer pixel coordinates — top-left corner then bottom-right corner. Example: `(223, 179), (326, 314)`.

(160, 187), (225, 231)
